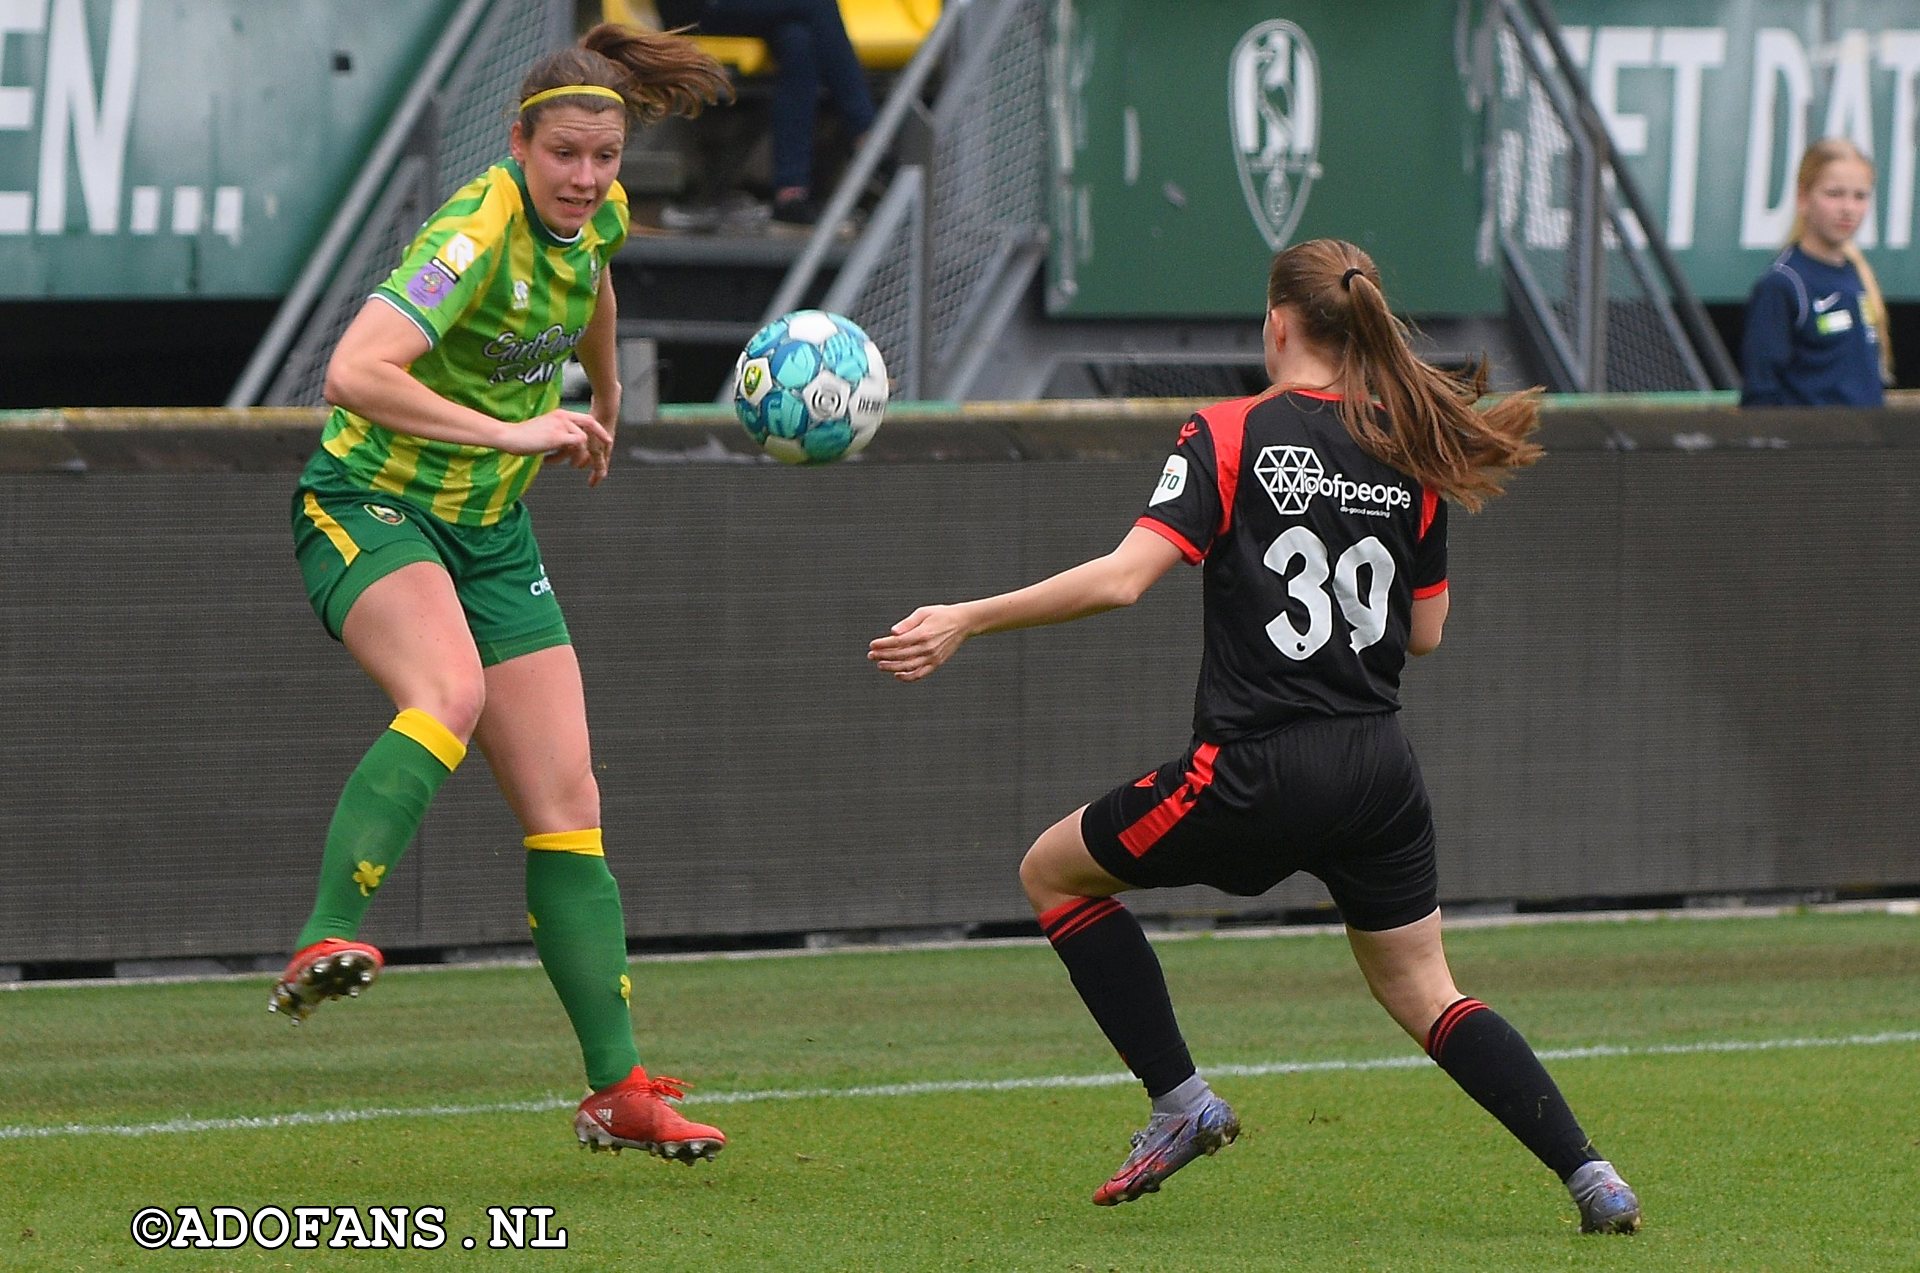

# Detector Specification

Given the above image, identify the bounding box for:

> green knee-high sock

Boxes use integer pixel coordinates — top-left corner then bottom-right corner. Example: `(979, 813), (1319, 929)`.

(295, 709), (467, 948)
(525, 830), (643, 1091)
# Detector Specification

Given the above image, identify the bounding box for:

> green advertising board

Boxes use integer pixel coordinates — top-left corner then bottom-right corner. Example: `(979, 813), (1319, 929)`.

(0, 0), (457, 299)
(1050, 0), (1920, 317)
(1551, 0), (1920, 301)
(1047, 1), (1494, 318)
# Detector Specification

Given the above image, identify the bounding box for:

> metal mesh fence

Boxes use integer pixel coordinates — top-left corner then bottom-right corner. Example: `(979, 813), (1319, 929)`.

(1477, 7), (1714, 392)
(4, 407), (1918, 965)
(922, 0), (1049, 382)
(263, 0), (563, 406)
(824, 0), (1051, 400)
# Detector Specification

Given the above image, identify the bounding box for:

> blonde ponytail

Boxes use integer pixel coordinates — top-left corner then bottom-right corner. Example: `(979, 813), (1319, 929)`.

(1788, 138), (1894, 385)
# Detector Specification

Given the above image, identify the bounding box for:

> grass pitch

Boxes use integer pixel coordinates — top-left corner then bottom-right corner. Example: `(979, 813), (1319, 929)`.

(3, 909), (1918, 1270)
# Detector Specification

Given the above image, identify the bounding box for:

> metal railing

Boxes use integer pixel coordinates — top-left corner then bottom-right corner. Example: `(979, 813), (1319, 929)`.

(753, 0), (1051, 401)
(1463, 0), (1736, 392)
(227, 0), (572, 407)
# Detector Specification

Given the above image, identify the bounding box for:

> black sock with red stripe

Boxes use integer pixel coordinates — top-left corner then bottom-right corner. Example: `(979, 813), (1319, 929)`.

(1425, 997), (1601, 1181)
(1039, 897), (1195, 1098)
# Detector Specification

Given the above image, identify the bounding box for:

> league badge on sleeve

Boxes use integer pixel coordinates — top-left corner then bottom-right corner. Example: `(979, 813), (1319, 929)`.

(405, 260), (459, 309)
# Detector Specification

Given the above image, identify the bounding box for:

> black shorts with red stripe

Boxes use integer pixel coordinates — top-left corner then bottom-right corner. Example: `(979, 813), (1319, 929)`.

(1078, 712), (1439, 932)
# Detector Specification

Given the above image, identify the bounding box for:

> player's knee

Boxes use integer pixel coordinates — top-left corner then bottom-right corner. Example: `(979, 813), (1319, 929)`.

(426, 678), (486, 739)
(535, 765), (600, 835)
(1016, 844), (1068, 910)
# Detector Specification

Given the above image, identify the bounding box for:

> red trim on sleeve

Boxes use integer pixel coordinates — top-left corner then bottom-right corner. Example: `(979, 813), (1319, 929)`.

(1196, 397), (1256, 542)
(1134, 516), (1203, 565)
(1413, 580), (1449, 600)
(1118, 743), (1220, 857)
(1418, 487), (1439, 541)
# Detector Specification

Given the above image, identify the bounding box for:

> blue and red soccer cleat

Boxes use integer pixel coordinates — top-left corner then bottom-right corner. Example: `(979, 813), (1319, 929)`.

(574, 1066), (726, 1164)
(1092, 1093), (1241, 1205)
(266, 937), (384, 1025)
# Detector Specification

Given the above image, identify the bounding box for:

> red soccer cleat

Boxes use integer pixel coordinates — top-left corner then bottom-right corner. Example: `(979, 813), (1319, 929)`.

(1092, 1094), (1240, 1206)
(574, 1066), (726, 1164)
(266, 938), (384, 1025)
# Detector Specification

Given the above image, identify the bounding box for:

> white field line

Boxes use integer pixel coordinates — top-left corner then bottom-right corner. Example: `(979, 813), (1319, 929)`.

(4, 1030), (1916, 1143)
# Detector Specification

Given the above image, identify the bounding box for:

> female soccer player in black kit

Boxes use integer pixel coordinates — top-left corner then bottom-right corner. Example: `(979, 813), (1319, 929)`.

(869, 239), (1641, 1233)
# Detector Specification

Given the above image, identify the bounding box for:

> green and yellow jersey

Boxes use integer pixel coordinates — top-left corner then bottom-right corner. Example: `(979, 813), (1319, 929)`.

(317, 158), (629, 526)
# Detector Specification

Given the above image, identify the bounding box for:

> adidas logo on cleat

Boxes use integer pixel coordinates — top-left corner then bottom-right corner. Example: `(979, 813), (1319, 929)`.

(572, 1066), (726, 1165)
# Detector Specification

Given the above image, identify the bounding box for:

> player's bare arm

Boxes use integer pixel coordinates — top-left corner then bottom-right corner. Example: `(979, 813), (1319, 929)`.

(575, 269), (622, 486)
(870, 527), (1181, 681)
(1408, 589), (1450, 656)
(325, 299), (612, 459)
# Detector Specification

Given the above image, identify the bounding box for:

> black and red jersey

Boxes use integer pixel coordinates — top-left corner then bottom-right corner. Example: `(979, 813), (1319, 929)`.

(1135, 389), (1448, 742)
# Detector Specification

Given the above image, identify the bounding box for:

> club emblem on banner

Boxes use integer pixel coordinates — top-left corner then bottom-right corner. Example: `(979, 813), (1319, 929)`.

(1229, 20), (1322, 249)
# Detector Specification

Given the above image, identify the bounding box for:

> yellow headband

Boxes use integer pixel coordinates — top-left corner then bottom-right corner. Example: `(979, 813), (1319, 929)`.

(519, 84), (624, 113)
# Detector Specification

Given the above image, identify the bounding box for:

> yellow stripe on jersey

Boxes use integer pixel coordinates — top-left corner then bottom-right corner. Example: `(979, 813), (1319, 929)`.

(523, 829), (605, 856)
(432, 451), (479, 524)
(301, 492), (360, 566)
(371, 433), (428, 503)
(389, 708), (469, 771)
(481, 453), (526, 525)
(322, 412), (373, 463)
(316, 162), (626, 527)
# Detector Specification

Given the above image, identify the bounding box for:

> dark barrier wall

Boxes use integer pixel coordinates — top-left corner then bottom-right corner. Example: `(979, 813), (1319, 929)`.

(3, 403), (1916, 964)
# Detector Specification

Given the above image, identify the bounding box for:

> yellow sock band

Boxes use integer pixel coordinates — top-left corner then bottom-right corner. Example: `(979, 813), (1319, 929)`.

(390, 709), (467, 771)
(524, 828), (604, 856)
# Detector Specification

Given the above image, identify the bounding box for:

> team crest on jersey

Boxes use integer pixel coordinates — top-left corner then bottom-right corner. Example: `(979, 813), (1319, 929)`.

(1253, 445), (1411, 518)
(363, 503), (407, 525)
(512, 279), (530, 310)
(1229, 20), (1322, 249)
(404, 260), (458, 309)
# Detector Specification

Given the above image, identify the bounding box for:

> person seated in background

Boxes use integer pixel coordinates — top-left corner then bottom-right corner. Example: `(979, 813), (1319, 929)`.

(655, 0), (878, 228)
(1740, 137), (1893, 406)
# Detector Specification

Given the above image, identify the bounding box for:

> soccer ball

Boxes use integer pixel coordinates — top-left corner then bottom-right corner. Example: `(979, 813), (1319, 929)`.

(733, 309), (889, 464)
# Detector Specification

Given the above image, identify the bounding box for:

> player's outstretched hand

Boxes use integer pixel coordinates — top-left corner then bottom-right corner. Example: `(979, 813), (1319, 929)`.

(869, 605), (970, 681)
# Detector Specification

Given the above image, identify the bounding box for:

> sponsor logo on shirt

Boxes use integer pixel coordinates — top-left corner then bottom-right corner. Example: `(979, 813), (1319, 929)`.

(1149, 454), (1189, 506)
(1252, 444), (1411, 518)
(1813, 292), (1842, 313)
(438, 232), (477, 276)
(483, 323), (585, 385)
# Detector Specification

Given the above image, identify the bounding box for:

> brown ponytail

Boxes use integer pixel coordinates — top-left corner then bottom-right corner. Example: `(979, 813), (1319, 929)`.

(517, 22), (731, 133)
(1267, 239), (1542, 512)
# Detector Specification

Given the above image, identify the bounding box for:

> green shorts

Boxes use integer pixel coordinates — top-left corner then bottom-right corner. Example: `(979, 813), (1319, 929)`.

(291, 453), (570, 666)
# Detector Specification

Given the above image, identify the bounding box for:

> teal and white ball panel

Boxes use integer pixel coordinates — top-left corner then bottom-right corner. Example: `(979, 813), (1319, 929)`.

(732, 309), (891, 464)
(784, 309), (841, 345)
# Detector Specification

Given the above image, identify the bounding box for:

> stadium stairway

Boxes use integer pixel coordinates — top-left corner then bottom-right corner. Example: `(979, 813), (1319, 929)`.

(596, 0), (937, 403)
(609, 229), (851, 404)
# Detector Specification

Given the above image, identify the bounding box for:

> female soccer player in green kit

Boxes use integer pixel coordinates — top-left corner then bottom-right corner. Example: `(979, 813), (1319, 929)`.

(276, 24), (734, 1165)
